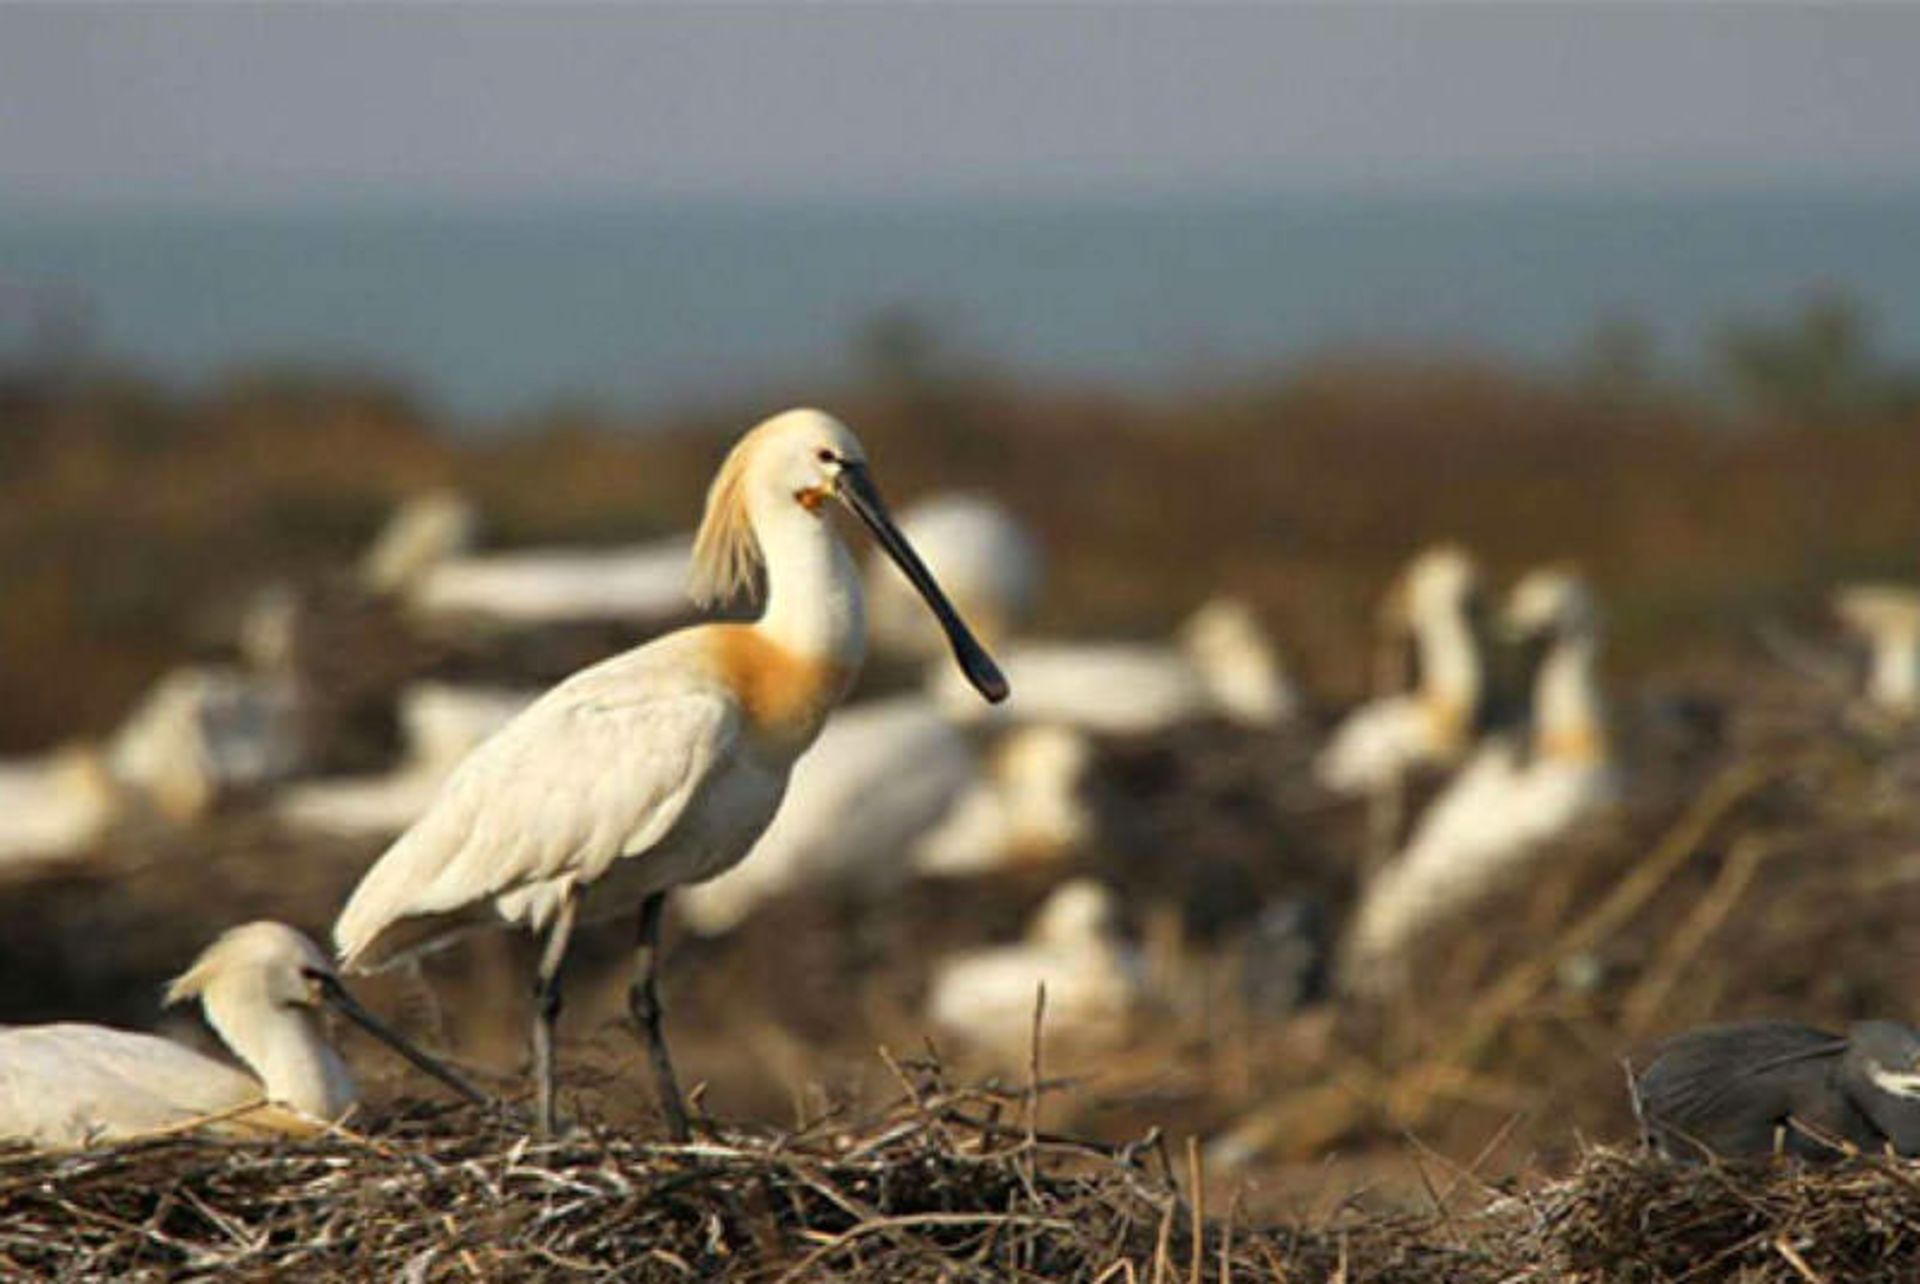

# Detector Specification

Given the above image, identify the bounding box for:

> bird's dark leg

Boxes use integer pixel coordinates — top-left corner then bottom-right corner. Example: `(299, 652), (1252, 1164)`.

(629, 891), (690, 1142)
(531, 893), (579, 1138)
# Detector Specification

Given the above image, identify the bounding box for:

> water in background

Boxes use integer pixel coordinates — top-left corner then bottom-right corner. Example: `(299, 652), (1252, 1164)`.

(2, 187), (1918, 422)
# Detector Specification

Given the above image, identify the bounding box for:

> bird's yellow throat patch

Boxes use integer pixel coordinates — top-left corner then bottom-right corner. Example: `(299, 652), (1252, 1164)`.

(712, 625), (852, 744)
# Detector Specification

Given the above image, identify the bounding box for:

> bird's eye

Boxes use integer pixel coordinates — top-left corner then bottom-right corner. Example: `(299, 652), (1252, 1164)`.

(815, 447), (837, 465)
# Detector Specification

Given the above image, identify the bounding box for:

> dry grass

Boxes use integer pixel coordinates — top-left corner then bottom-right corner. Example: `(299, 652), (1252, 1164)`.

(8, 1088), (1920, 1282)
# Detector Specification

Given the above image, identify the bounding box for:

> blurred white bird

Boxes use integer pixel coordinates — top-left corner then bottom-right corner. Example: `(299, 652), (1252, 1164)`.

(934, 597), (1294, 734)
(926, 879), (1140, 1063)
(0, 744), (118, 873)
(362, 488), (701, 628)
(1343, 567), (1619, 990)
(911, 723), (1095, 877)
(0, 922), (471, 1148)
(1316, 544), (1487, 795)
(1833, 584), (1920, 717)
(675, 695), (979, 936)
(680, 710), (1096, 934)
(332, 409), (1007, 1137)
(359, 490), (482, 597)
(866, 493), (1042, 658)
(275, 683), (537, 838)
(108, 665), (307, 822)
(407, 536), (697, 629)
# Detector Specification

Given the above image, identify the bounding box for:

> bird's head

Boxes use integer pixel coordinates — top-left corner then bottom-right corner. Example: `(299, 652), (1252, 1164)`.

(1030, 878), (1120, 950)
(1381, 542), (1483, 636)
(1504, 566), (1600, 646)
(165, 920), (337, 1013)
(1850, 1020), (1920, 1097)
(690, 408), (1009, 703)
(167, 921), (485, 1105)
(1833, 585), (1920, 644)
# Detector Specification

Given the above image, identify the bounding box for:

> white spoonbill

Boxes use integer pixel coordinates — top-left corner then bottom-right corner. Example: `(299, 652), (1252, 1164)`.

(926, 879), (1139, 1063)
(360, 490), (482, 596)
(0, 922), (477, 1148)
(407, 536), (697, 629)
(332, 409), (1008, 1137)
(866, 493), (1042, 657)
(0, 744), (118, 875)
(1833, 584), (1920, 717)
(108, 665), (307, 822)
(363, 489), (700, 628)
(1342, 567), (1619, 992)
(932, 597), (1294, 734)
(1316, 544), (1488, 795)
(911, 723), (1095, 877)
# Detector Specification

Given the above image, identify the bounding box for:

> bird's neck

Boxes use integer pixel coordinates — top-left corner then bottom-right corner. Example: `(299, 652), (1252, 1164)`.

(1532, 635), (1608, 764)
(203, 984), (356, 1120)
(1415, 606), (1482, 733)
(1867, 629), (1920, 711)
(753, 498), (866, 671)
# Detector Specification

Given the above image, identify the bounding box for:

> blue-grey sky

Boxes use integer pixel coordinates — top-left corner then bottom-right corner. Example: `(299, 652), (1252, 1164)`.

(4, 4), (1920, 207)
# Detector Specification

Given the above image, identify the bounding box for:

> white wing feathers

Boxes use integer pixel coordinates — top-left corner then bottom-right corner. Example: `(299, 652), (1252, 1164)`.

(1315, 695), (1430, 794)
(0, 1025), (261, 1146)
(334, 654), (738, 971)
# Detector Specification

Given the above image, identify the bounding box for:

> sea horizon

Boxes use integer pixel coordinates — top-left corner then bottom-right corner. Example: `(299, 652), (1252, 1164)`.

(4, 181), (1918, 425)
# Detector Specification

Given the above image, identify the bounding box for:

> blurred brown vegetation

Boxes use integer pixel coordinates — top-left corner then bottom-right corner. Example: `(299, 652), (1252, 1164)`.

(7, 311), (1920, 1226)
(4, 313), (1919, 753)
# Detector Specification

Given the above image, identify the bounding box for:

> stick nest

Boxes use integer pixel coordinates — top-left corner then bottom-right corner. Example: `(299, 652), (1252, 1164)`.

(6, 1081), (1920, 1282)
(0, 1083), (1477, 1284)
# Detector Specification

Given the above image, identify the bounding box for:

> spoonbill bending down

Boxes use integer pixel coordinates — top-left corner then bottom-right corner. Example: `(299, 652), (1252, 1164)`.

(333, 409), (1008, 1137)
(0, 922), (478, 1149)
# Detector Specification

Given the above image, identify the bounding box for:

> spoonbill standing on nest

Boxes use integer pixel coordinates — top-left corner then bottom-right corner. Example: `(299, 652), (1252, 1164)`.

(333, 409), (1009, 1137)
(0, 922), (478, 1149)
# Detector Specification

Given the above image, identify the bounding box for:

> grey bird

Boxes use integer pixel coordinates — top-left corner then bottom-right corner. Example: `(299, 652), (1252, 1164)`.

(1635, 1019), (1920, 1161)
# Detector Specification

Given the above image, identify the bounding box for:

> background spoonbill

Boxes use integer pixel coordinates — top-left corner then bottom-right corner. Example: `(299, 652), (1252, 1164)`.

(1341, 567), (1618, 994)
(925, 878), (1140, 1065)
(332, 408), (1007, 1137)
(1315, 544), (1489, 795)
(865, 492), (1041, 658)
(930, 596), (1294, 734)
(0, 921), (475, 1148)
(1832, 584), (1920, 718)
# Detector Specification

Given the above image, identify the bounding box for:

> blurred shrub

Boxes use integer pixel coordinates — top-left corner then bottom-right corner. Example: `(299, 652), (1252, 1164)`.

(2, 343), (1919, 750)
